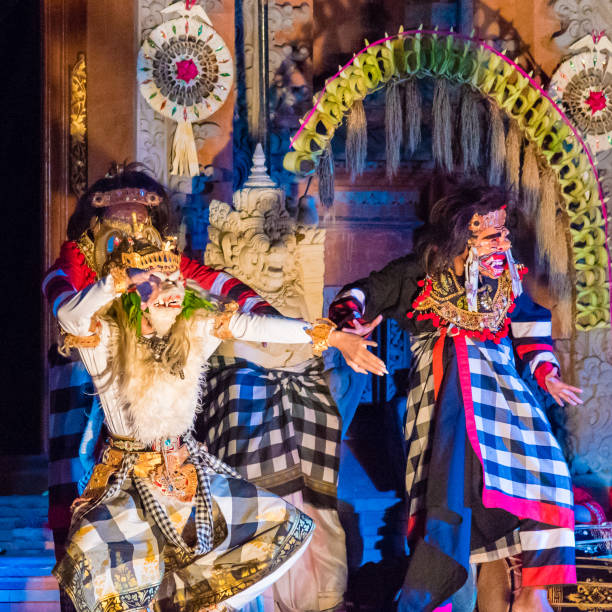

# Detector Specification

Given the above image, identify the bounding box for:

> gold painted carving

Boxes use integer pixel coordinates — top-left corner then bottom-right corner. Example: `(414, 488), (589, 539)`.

(70, 53), (87, 198)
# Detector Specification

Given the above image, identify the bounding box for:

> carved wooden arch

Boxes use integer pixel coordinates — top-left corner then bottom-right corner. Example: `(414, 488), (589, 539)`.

(283, 29), (611, 332)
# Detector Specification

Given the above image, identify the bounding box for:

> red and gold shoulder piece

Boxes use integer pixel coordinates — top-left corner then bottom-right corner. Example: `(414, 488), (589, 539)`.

(407, 268), (516, 342)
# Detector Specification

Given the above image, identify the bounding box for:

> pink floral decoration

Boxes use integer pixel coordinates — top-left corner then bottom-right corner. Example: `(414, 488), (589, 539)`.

(585, 90), (607, 114)
(176, 59), (199, 83)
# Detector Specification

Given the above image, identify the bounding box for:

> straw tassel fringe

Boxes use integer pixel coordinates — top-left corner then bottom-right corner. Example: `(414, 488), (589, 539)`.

(385, 80), (403, 179)
(404, 79), (422, 154)
(346, 98), (368, 181)
(317, 143), (335, 208)
(488, 102), (505, 186)
(432, 79), (453, 173)
(505, 120), (521, 192)
(460, 88), (481, 173)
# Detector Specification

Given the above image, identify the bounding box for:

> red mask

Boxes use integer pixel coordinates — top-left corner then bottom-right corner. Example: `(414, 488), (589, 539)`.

(468, 208), (511, 278)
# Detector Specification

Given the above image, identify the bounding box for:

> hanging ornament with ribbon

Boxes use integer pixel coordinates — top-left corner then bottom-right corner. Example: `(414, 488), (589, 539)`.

(549, 32), (612, 153)
(137, 1), (234, 176)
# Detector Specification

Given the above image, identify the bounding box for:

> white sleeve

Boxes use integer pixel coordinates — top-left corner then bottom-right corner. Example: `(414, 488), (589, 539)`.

(227, 313), (313, 344)
(56, 275), (119, 336)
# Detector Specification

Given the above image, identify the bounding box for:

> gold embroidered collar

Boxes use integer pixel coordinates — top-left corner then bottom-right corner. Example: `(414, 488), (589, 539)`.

(412, 268), (515, 334)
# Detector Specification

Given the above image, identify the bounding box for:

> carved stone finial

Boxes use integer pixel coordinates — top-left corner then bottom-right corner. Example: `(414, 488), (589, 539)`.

(244, 143), (276, 187)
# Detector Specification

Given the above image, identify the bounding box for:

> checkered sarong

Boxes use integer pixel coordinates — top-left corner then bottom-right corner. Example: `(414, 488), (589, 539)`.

(199, 355), (341, 508)
(54, 442), (315, 612)
(405, 331), (574, 561)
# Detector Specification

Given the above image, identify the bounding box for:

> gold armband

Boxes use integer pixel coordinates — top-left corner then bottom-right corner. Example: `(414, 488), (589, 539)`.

(305, 318), (336, 357)
(212, 301), (240, 340)
(58, 319), (101, 356)
(110, 265), (129, 294)
(59, 331), (101, 356)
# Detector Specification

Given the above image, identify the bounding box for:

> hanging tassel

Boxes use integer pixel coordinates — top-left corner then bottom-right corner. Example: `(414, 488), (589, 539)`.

(404, 79), (422, 154)
(432, 79), (453, 173)
(536, 167), (558, 265)
(506, 249), (523, 298)
(521, 142), (540, 217)
(556, 291), (574, 339)
(171, 121), (200, 176)
(460, 88), (481, 173)
(505, 120), (521, 192)
(550, 213), (570, 277)
(385, 81), (403, 179)
(488, 102), (505, 186)
(465, 246), (480, 312)
(317, 143), (335, 208)
(346, 99), (368, 181)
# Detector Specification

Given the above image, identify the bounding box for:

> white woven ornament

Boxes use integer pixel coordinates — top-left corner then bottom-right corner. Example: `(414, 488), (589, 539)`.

(549, 32), (612, 153)
(138, 1), (234, 176)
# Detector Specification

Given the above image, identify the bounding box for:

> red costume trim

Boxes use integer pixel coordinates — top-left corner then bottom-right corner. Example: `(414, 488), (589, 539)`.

(516, 343), (555, 359)
(522, 564), (576, 587)
(534, 361), (557, 392)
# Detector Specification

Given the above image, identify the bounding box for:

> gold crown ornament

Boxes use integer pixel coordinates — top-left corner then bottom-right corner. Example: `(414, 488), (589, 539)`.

(92, 215), (166, 274)
(121, 244), (181, 273)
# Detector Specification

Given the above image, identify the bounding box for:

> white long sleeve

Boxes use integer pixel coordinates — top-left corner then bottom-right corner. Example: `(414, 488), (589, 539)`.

(225, 313), (313, 344)
(57, 276), (118, 335)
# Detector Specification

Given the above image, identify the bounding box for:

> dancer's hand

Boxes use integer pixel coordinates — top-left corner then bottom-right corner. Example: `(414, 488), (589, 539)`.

(125, 268), (163, 309)
(545, 368), (583, 406)
(341, 314), (383, 338)
(328, 330), (388, 376)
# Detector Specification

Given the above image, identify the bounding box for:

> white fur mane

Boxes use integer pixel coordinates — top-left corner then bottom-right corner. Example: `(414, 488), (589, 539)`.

(114, 320), (209, 445)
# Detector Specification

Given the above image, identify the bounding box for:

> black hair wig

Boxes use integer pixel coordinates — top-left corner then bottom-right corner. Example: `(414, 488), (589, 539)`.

(67, 162), (170, 241)
(416, 177), (513, 276)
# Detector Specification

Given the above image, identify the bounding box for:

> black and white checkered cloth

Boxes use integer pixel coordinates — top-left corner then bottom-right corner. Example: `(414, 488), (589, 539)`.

(55, 446), (315, 612)
(404, 331), (574, 563)
(199, 355), (341, 508)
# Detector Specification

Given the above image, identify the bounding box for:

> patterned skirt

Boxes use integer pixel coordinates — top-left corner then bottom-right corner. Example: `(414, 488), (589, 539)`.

(200, 356), (341, 508)
(53, 437), (314, 612)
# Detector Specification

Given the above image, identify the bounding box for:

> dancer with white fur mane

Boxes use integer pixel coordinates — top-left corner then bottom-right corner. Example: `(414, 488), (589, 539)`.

(52, 227), (384, 612)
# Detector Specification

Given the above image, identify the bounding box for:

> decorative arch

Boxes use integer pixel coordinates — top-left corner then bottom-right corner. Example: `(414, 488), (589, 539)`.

(283, 28), (610, 332)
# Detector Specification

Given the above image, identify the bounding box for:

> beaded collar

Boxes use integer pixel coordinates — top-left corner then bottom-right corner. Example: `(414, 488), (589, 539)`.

(408, 265), (526, 341)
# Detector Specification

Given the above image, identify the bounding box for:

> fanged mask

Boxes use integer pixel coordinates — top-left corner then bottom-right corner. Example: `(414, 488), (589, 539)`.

(468, 207), (511, 279)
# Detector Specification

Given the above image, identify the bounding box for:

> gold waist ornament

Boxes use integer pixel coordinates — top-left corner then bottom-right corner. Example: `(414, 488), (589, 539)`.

(78, 438), (198, 506)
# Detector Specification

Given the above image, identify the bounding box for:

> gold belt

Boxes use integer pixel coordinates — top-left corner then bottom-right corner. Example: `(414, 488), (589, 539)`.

(80, 437), (198, 505)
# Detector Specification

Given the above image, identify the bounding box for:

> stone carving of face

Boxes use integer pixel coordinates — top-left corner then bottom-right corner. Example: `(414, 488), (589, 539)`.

(468, 207), (511, 278)
(237, 237), (296, 293)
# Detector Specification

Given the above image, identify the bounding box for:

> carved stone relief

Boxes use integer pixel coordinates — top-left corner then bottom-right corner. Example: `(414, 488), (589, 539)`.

(552, 0), (612, 50)
(557, 329), (612, 481)
(137, 0), (170, 185)
(205, 144), (325, 320)
(241, 0), (310, 137)
(206, 144), (325, 367)
(551, 0), (612, 482)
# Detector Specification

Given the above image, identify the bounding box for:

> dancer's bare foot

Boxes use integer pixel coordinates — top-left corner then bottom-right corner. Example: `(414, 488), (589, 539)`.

(513, 586), (553, 612)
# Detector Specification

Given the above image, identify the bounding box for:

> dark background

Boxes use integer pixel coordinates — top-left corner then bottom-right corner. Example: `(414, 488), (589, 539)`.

(0, 0), (42, 454)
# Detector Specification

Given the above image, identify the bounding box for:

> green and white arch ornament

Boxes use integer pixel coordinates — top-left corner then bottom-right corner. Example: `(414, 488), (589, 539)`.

(284, 28), (611, 332)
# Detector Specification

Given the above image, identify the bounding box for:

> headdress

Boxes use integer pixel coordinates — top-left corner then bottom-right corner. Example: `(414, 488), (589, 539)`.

(92, 215), (176, 275)
(468, 208), (507, 235)
(91, 188), (162, 208)
(120, 239), (181, 273)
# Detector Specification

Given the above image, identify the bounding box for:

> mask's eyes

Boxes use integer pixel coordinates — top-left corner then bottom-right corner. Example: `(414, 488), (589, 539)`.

(148, 274), (162, 285)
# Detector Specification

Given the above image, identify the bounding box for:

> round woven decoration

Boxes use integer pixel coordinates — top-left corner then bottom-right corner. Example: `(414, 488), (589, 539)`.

(138, 16), (233, 124)
(550, 48), (612, 153)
